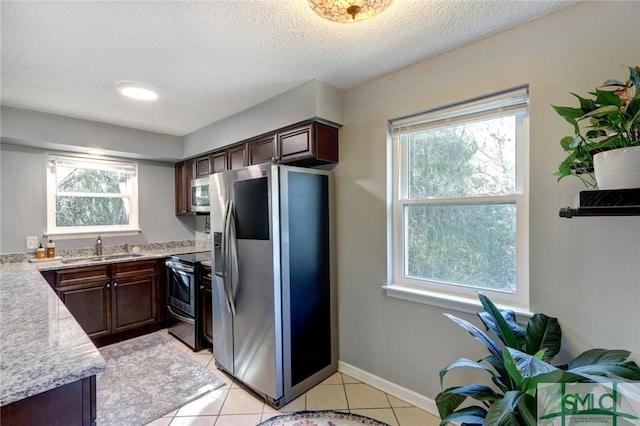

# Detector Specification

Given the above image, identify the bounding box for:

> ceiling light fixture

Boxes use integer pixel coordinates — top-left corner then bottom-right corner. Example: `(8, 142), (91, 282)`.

(116, 81), (160, 101)
(308, 0), (393, 23)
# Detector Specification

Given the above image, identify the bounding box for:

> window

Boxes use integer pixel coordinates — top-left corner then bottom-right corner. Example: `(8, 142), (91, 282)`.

(386, 87), (529, 311)
(47, 154), (139, 236)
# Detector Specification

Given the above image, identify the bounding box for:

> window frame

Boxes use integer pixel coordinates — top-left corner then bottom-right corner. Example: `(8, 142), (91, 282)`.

(385, 86), (530, 312)
(46, 153), (141, 238)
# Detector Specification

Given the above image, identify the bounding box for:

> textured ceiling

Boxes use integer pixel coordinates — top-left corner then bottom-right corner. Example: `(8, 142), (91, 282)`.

(1, 1), (578, 137)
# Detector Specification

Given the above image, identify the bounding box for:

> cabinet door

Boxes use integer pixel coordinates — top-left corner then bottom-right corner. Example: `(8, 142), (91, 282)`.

(278, 124), (314, 164)
(195, 156), (211, 177)
(112, 261), (157, 332)
(249, 135), (275, 165)
(227, 144), (248, 170)
(211, 151), (227, 173)
(201, 265), (213, 344)
(58, 284), (111, 338)
(56, 266), (111, 338)
(277, 122), (338, 165)
(175, 160), (195, 215)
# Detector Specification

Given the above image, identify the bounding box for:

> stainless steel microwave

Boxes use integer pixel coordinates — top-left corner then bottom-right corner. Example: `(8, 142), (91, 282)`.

(191, 177), (210, 213)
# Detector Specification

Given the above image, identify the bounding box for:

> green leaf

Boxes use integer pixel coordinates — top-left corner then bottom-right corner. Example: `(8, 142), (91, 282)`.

(520, 370), (584, 393)
(629, 66), (640, 91)
(583, 104), (619, 118)
(516, 393), (538, 426)
(502, 347), (523, 390)
(440, 406), (487, 426)
(570, 92), (597, 112)
(570, 361), (640, 382)
(552, 105), (582, 133)
(560, 136), (576, 150)
(448, 384), (503, 402)
(478, 309), (526, 348)
(525, 314), (561, 362)
(506, 347), (559, 380)
(569, 349), (631, 368)
(568, 349), (640, 382)
(440, 358), (496, 387)
(443, 313), (502, 359)
(485, 391), (521, 426)
(594, 89), (622, 107)
(435, 390), (466, 420)
(478, 293), (520, 349)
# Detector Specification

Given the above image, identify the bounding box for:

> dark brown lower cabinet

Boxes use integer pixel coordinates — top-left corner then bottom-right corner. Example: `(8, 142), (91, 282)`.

(55, 265), (111, 339)
(0, 376), (96, 426)
(49, 259), (166, 347)
(201, 264), (213, 344)
(111, 260), (157, 333)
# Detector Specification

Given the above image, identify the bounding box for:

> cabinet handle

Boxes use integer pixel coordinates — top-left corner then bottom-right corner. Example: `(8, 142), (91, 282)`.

(200, 285), (204, 290)
(106, 284), (110, 288)
(113, 282), (118, 287)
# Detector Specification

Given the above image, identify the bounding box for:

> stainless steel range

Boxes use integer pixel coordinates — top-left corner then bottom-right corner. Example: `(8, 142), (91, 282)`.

(166, 252), (210, 351)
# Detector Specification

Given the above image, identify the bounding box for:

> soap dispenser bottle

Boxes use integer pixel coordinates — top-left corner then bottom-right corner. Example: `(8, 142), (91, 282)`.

(36, 244), (46, 260)
(46, 239), (56, 258)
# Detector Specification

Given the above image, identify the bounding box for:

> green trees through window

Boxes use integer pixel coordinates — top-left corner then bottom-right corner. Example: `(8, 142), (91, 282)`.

(56, 169), (129, 226)
(404, 117), (517, 291)
(47, 155), (138, 234)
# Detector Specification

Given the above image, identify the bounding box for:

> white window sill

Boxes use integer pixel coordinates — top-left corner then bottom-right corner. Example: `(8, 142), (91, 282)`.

(382, 284), (533, 322)
(44, 229), (142, 240)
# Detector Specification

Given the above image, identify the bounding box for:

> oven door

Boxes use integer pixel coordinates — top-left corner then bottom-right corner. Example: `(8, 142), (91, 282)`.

(166, 260), (196, 317)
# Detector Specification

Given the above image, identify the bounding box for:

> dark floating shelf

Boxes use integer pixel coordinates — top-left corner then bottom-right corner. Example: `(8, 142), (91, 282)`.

(559, 188), (640, 218)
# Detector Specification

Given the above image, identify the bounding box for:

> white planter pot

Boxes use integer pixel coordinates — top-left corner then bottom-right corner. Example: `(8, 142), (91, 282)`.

(593, 146), (640, 190)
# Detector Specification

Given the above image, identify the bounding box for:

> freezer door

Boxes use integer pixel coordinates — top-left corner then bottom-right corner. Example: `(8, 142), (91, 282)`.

(210, 172), (233, 373)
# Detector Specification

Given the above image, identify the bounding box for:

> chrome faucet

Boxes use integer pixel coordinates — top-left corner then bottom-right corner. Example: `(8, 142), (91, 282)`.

(95, 236), (103, 256)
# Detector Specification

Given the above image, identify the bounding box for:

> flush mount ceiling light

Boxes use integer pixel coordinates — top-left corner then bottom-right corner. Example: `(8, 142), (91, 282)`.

(115, 81), (160, 101)
(308, 0), (394, 23)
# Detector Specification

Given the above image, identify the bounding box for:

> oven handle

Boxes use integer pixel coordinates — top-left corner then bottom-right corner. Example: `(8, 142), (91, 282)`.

(167, 306), (195, 324)
(166, 261), (195, 274)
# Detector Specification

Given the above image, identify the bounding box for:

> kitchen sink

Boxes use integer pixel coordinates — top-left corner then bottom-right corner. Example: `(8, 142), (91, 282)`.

(101, 253), (145, 260)
(61, 253), (144, 264)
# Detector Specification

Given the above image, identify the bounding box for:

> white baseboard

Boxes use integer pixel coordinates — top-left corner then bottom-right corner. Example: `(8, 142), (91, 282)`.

(338, 361), (439, 418)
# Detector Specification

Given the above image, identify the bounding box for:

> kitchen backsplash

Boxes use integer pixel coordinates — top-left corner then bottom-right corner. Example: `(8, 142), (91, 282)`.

(0, 239), (210, 264)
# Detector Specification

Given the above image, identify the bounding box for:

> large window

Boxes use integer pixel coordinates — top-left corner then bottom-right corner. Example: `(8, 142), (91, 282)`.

(47, 154), (139, 236)
(387, 87), (529, 310)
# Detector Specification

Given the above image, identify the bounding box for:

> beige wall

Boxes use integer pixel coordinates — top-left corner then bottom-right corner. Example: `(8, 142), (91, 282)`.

(335, 1), (640, 400)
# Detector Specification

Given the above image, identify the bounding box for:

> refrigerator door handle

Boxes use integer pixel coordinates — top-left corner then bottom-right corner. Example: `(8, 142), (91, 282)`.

(221, 200), (233, 314)
(227, 200), (238, 315)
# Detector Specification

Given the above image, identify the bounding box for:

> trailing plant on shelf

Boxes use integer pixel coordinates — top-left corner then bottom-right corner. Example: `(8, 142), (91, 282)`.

(553, 66), (640, 187)
(436, 293), (640, 426)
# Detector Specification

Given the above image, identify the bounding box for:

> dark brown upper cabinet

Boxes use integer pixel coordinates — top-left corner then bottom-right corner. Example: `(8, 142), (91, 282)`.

(227, 143), (248, 170)
(277, 122), (338, 166)
(195, 155), (211, 177)
(249, 135), (276, 165)
(175, 160), (195, 216)
(211, 151), (227, 173)
(174, 120), (339, 216)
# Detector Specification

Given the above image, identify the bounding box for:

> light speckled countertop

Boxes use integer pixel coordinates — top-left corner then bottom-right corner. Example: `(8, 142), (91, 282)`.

(0, 246), (209, 406)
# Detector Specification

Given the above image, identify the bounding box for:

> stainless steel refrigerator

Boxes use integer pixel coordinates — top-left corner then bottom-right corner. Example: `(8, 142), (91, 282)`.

(209, 163), (337, 408)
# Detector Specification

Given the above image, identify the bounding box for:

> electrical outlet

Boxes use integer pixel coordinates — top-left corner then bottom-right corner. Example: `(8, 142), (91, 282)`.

(26, 236), (38, 249)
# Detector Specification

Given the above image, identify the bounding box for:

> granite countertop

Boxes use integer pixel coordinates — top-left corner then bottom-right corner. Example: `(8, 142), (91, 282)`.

(0, 245), (210, 406)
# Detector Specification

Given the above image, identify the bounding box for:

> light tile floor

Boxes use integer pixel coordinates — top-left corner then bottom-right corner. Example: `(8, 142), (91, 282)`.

(146, 330), (440, 426)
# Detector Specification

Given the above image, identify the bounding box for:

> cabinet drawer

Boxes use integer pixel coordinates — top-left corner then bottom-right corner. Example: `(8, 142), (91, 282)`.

(113, 260), (157, 278)
(56, 265), (110, 288)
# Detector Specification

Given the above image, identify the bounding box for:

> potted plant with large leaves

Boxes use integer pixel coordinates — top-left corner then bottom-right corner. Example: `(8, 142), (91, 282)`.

(553, 65), (640, 189)
(436, 293), (640, 425)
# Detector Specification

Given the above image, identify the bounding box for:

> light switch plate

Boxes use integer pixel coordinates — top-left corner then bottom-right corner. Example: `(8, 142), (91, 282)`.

(26, 236), (38, 249)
